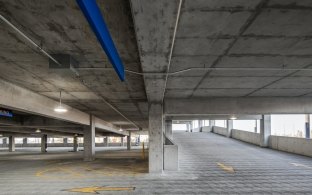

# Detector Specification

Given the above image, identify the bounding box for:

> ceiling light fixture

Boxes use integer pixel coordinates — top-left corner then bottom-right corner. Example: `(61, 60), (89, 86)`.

(119, 126), (123, 132)
(230, 115), (237, 120)
(35, 129), (41, 133)
(54, 90), (67, 113)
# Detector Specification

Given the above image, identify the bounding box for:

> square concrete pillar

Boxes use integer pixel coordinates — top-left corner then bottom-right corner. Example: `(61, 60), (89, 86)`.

(121, 137), (124, 146)
(9, 136), (15, 152)
(260, 115), (271, 147)
(149, 103), (163, 173)
(127, 132), (131, 150)
(84, 115), (95, 161)
(73, 136), (78, 152)
(103, 137), (108, 147)
(305, 114), (310, 139)
(3, 137), (7, 145)
(23, 138), (27, 146)
(165, 119), (172, 139)
(210, 120), (215, 126)
(227, 120), (233, 137)
(63, 138), (68, 144)
(41, 134), (47, 153)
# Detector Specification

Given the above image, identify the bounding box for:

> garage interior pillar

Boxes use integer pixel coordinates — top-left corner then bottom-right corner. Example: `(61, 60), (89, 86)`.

(84, 115), (95, 161)
(148, 103), (163, 173)
(227, 120), (233, 137)
(9, 136), (15, 152)
(127, 132), (131, 150)
(121, 136), (124, 146)
(305, 114), (310, 139)
(260, 115), (271, 147)
(103, 137), (108, 147)
(41, 134), (47, 153)
(73, 135), (78, 152)
(165, 119), (173, 139)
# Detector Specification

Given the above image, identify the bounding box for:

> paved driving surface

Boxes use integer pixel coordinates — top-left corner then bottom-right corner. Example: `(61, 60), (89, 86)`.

(0, 132), (311, 194)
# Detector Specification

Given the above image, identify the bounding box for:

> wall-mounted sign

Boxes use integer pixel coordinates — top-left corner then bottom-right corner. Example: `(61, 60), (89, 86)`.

(0, 109), (13, 117)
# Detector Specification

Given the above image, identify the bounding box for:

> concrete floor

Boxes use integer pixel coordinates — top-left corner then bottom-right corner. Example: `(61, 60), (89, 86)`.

(0, 132), (311, 194)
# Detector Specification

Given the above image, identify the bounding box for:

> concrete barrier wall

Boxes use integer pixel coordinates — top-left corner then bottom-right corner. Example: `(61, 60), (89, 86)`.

(0, 142), (136, 148)
(270, 136), (312, 157)
(202, 126), (212, 132)
(164, 144), (179, 171)
(231, 129), (260, 145)
(212, 126), (227, 136)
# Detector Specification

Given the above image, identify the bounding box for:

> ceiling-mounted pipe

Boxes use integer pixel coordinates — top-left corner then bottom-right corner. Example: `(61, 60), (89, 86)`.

(0, 14), (140, 130)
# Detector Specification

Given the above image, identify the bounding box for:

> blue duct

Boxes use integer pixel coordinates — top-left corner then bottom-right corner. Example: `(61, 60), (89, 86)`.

(76, 0), (125, 81)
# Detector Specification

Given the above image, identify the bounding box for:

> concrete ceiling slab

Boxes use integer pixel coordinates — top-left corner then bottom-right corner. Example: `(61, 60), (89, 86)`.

(250, 88), (312, 97)
(165, 89), (194, 98)
(182, 0), (262, 10)
(266, 77), (312, 89)
(167, 77), (203, 89)
(193, 88), (257, 97)
(198, 77), (279, 89)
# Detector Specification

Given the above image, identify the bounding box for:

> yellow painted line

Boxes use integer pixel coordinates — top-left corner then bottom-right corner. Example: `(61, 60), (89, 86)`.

(217, 162), (235, 173)
(65, 186), (135, 193)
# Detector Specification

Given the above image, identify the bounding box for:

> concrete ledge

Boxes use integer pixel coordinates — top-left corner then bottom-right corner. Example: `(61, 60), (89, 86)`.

(270, 136), (312, 157)
(202, 126), (212, 133)
(231, 129), (260, 145)
(212, 126), (227, 136)
(164, 144), (178, 171)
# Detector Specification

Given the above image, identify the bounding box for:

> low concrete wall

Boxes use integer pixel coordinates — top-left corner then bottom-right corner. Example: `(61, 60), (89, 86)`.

(191, 127), (201, 132)
(231, 129), (260, 145)
(212, 126), (227, 136)
(164, 136), (179, 171)
(202, 126), (212, 132)
(0, 142), (137, 148)
(270, 136), (312, 157)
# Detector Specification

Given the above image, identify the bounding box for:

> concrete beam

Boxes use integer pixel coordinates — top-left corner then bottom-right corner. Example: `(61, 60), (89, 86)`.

(0, 79), (124, 135)
(167, 115), (262, 120)
(165, 97), (312, 115)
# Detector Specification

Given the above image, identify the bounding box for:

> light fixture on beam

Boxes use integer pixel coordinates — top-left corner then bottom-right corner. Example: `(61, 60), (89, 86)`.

(119, 126), (123, 132)
(0, 134), (3, 137)
(35, 129), (41, 133)
(229, 115), (237, 120)
(54, 90), (67, 113)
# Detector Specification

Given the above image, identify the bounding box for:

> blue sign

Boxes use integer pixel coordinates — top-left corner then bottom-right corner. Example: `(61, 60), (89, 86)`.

(76, 0), (125, 81)
(0, 109), (13, 117)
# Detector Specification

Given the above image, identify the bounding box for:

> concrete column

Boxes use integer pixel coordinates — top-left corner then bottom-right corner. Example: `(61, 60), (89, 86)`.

(103, 137), (108, 147)
(254, 120), (257, 133)
(210, 120), (215, 126)
(9, 136), (15, 152)
(305, 114), (310, 139)
(127, 132), (131, 150)
(41, 134), (47, 153)
(23, 138), (27, 146)
(63, 138), (68, 144)
(121, 137), (124, 146)
(73, 136), (78, 152)
(165, 119), (172, 139)
(149, 103), (163, 173)
(84, 115), (95, 161)
(3, 137), (7, 145)
(260, 115), (271, 147)
(198, 120), (203, 132)
(227, 120), (233, 137)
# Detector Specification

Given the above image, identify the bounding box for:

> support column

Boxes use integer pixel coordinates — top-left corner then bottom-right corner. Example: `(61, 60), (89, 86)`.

(41, 134), (47, 153)
(165, 119), (172, 139)
(305, 114), (310, 139)
(255, 120), (258, 133)
(149, 103), (163, 173)
(9, 136), (15, 152)
(127, 132), (131, 150)
(260, 115), (271, 147)
(210, 120), (215, 126)
(23, 138), (27, 146)
(198, 120), (203, 132)
(63, 138), (68, 144)
(121, 137), (124, 147)
(84, 115), (95, 161)
(227, 120), (233, 137)
(73, 136), (78, 152)
(103, 137), (108, 147)
(3, 137), (7, 145)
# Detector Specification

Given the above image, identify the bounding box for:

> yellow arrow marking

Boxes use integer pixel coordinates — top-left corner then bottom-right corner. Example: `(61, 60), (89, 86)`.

(65, 186), (135, 194)
(217, 162), (235, 173)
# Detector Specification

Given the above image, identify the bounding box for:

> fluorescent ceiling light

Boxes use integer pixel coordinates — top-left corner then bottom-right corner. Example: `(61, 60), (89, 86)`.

(54, 90), (67, 113)
(230, 115), (237, 120)
(35, 129), (41, 133)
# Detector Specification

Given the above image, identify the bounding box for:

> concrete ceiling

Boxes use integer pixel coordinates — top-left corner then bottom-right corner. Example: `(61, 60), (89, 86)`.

(0, 0), (148, 129)
(1, 0), (312, 129)
(165, 0), (312, 98)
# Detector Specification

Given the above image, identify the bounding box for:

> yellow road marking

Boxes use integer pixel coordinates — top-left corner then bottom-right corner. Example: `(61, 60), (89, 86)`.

(217, 162), (235, 173)
(65, 186), (135, 193)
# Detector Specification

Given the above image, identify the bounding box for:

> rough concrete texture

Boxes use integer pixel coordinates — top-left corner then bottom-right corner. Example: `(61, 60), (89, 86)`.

(212, 126), (228, 136)
(231, 129), (261, 145)
(270, 135), (312, 157)
(0, 0), (148, 129)
(1, 133), (311, 194)
(164, 145), (179, 171)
